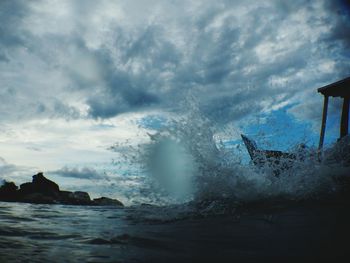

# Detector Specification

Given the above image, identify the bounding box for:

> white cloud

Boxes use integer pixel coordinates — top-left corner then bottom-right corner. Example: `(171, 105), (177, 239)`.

(0, 0), (349, 196)
(0, 113), (153, 171)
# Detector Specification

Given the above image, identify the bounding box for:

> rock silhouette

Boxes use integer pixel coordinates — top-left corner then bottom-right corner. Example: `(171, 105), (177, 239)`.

(93, 197), (124, 206)
(0, 181), (18, 201)
(0, 172), (123, 207)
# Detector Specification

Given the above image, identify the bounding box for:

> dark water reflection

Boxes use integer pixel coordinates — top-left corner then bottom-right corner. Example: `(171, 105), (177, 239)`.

(0, 201), (349, 262)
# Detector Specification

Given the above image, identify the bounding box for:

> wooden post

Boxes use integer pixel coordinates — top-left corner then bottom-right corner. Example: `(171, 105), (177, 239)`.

(318, 96), (329, 150)
(340, 97), (349, 138)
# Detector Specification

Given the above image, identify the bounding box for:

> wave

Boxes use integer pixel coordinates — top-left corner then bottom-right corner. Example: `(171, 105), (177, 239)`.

(139, 108), (350, 207)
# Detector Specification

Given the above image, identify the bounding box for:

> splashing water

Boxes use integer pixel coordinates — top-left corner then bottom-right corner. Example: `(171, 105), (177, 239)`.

(139, 108), (350, 206)
(146, 136), (196, 201)
(109, 101), (350, 208)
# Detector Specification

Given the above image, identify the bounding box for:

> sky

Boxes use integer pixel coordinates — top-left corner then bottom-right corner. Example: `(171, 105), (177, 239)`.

(0, 0), (350, 199)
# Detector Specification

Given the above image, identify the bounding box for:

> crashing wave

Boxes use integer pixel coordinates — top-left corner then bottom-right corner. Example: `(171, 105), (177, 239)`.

(141, 110), (349, 207)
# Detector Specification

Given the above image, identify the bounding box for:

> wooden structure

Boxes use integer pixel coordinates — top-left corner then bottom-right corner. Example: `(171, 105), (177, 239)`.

(318, 77), (350, 149)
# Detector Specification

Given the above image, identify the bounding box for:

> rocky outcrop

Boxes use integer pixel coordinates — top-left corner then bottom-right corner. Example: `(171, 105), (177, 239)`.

(33, 172), (60, 192)
(92, 197), (124, 206)
(21, 193), (56, 204)
(0, 173), (123, 207)
(73, 191), (91, 203)
(18, 172), (60, 199)
(0, 181), (19, 201)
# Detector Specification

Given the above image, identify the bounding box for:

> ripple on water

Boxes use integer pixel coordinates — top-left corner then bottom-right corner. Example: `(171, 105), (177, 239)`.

(84, 233), (173, 251)
(0, 227), (33, 237)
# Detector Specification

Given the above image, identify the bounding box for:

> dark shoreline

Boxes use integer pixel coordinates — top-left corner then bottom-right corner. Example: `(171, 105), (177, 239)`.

(0, 172), (124, 207)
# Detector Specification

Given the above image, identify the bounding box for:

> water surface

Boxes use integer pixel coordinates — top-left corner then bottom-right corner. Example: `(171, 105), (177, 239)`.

(1, 199), (349, 262)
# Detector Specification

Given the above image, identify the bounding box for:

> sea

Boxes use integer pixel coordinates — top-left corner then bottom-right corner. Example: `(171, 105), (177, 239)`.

(1, 113), (350, 262)
(1, 198), (350, 262)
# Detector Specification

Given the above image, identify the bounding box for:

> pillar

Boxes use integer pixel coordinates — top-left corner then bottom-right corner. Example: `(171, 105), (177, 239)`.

(340, 97), (349, 138)
(318, 96), (329, 150)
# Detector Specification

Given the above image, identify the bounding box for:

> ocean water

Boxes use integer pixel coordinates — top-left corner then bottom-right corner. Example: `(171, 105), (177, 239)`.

(2, 111), (350, 262)
(1, 199), (350, 262)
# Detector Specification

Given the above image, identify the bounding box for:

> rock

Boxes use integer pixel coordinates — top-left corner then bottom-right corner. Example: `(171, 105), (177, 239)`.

(56, 190), (92, 205)
(59, 191), (74, 204)
(32, 172), (60, 193)
(21, 193), (56, 204)
(0, 181), (19, 201)
(58, 190), (75, 204)
(19, 182), (37, 195)
(93, 197), (124, 207)
(72, 191), (91, 205)
(0, 181), (18, 192)
(0, 172), (124, 207)
(19, 172), (60, 197)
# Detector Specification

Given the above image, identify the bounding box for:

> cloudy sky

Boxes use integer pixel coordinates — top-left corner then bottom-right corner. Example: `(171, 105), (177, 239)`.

(0, 0), (349, 198)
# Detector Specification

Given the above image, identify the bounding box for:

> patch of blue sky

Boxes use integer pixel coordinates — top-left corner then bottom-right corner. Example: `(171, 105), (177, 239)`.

(89, 123), (116, 131)
(242, 106), (316, 151)
(137, 115), (168, 130)
(230, 105), (340, 152)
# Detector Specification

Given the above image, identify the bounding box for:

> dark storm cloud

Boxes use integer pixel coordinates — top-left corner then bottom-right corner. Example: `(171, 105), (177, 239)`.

(323, 0), (350, 47)
(178, 5), (309, 122)
(81, 37), (167, 118)
(0, 0), (28, 65)
(0, 0), (349, 125)
(50, 167), (108, 180)
(0, 0), (83, 122)
(0, 0), (28, 48)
